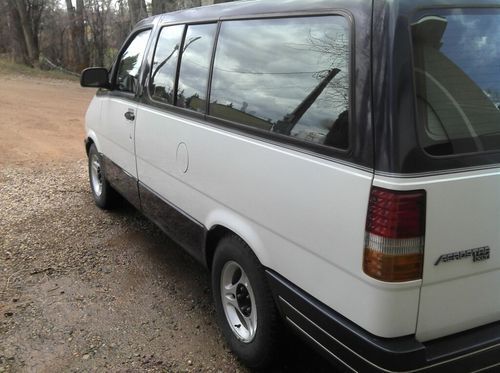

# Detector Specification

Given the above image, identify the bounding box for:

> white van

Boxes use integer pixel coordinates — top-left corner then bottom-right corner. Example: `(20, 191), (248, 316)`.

(80, 0), (500, 371)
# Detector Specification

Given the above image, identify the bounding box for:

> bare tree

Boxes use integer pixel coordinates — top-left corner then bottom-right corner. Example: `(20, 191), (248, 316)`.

(151, 0), (174, 15)
(11, 0), (44, 66)
(128, 0), (148, 27)
(65, 0), (88, 71)
(38, 0), (66, 64)
(306, 31), (350, 113)
(2, 0), (30, 64)
(115, 0), (131, 44)
(0, 0), (236, 70)
(85, 0), (113, 66)
(75, 0), (89, 67)
(175, 0), (199, 9)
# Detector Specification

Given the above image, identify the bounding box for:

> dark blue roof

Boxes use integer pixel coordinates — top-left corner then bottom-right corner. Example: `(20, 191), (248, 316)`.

(136, 0), (500, 29)
(136, 0), (367, 27)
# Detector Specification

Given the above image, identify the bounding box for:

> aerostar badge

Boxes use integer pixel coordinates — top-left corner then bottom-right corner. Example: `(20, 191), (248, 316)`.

(434, 246), (490, 266)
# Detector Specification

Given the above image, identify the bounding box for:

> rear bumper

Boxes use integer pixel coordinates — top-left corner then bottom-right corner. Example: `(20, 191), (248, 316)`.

(266, 270), (500, 372)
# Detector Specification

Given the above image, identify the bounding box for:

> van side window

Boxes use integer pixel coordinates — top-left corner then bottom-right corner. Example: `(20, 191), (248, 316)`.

(209, 16), (350, 149)
(176, 23), (217, 112)
(116, 29), (151, 93)
(150, 25), (185, 104)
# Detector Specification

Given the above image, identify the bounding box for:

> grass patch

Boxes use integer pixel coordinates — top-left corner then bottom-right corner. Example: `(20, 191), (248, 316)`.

(0, 58), (79, 81)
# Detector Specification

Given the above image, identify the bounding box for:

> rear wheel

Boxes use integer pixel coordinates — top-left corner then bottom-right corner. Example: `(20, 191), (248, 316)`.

(88, 144), (117, 209)
(211, 235), (279, 369)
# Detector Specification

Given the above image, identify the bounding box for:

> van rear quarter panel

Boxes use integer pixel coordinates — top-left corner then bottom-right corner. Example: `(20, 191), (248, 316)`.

(373, 0), (500, 342)
(374, 169), (500, 341)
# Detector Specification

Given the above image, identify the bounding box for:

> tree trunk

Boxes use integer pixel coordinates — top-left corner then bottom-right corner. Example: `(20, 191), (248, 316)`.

(64, 0), (77, 69)
(14, 0), (39, 65)
(128, 0), (148, 28)
(30, 0), (44, 56)
(5, 0), (30, 64)
(152, 0), (174, 15)
(116, 0), (130, 41)
(75, 0), (89, 70)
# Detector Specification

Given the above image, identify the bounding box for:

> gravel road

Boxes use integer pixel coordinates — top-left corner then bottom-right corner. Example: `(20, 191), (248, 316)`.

(0, 74), (333, 372)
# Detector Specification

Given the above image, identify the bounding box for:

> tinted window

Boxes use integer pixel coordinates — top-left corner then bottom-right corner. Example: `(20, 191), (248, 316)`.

(412, 9), (500, 156)
(116, 30), (151, 93)
(210, 16), (350, 149)
(177, 24), (217, 112)
(150, 25), (185, 104)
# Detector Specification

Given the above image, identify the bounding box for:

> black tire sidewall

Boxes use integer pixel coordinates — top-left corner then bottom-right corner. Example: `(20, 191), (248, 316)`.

(88, 144), (113, 209)
(211, 235), (278, 369)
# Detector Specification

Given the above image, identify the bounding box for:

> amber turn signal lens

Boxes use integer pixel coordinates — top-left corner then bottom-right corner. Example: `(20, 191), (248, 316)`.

(363, 248), (423, 282)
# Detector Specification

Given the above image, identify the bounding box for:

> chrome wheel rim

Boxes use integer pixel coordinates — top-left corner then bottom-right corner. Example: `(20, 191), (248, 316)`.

(220, 261), (257, 343)
(90, 153), (103, 197)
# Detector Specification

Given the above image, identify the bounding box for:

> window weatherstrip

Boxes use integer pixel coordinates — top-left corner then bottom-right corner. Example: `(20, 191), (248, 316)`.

(173, 24), (188, 107)
(206, 21), (222, 116)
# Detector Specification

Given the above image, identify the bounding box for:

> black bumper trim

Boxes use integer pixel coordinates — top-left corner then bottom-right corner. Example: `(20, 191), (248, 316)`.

(285, 315), (356, 372)
(266, 269), (500, 372)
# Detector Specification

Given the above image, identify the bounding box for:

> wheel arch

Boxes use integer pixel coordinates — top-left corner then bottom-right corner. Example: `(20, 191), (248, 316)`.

(85, 130), (101, 156)
(204, 211), (270, 271)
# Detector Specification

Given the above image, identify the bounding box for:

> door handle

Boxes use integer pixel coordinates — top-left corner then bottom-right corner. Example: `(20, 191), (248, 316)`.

(124, 111), (135, 121)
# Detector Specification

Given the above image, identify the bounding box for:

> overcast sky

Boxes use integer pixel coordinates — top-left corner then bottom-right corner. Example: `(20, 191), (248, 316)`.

(439, 10), (500, 97)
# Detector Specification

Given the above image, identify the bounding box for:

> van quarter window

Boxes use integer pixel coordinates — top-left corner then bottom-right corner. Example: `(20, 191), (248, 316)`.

(150, 24), (185, 104)
(209, 16), (350, 149)
(176, 23), (217, 113)
(116, 30), (151, 93)
(412, 9), (500, 156)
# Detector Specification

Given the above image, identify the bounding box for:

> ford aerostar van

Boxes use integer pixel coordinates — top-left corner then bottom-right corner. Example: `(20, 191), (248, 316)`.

(80, 0), (500, 371)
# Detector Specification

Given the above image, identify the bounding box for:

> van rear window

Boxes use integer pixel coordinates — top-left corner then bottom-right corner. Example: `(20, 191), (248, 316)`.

(412, 9), (500, 156)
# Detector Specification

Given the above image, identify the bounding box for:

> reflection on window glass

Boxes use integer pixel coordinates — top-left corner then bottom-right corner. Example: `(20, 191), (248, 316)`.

(210, 16), (350, 149)
(116, 30), (151, 93)
(177, 24), (217, 112)
(412, 10), (500, 155)
(150, 25), (184, 104)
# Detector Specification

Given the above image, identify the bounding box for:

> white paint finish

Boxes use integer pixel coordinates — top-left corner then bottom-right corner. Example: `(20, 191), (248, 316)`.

(374, 168), (500, 341)
(253, 222), (421, 337)
(205, 208), (271, 265)
(99, 97), (138, 177)
(135, 105), (372, 272)
(417, 269), (500, 341)
(134, 105), (423, 337)
(84, 96), (103, 151)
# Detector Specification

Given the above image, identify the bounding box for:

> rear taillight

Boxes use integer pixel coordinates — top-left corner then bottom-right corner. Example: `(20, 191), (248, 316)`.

(363, 187), (426, 282)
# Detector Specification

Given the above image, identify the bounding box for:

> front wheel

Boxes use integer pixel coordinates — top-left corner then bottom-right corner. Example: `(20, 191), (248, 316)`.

(88, 144), (117, 209)
(211, 235), (279, 369)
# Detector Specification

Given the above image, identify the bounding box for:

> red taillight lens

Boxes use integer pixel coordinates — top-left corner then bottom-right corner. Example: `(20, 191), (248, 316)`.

(363, 187), (426, 282)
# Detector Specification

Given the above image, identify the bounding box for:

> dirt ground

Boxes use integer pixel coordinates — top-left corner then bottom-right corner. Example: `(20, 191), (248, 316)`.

(0, 74), (333, 372)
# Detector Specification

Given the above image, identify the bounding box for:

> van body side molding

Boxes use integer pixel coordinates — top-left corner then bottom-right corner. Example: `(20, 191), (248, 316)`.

(101, 154), (141, 209)
(138, 182), (206, 265)
(100, 155), (207, 265)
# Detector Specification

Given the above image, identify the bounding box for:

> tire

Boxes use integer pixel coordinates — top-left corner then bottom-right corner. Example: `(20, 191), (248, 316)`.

(88, 144), (118, 209)
(211, 235), (279, 369)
